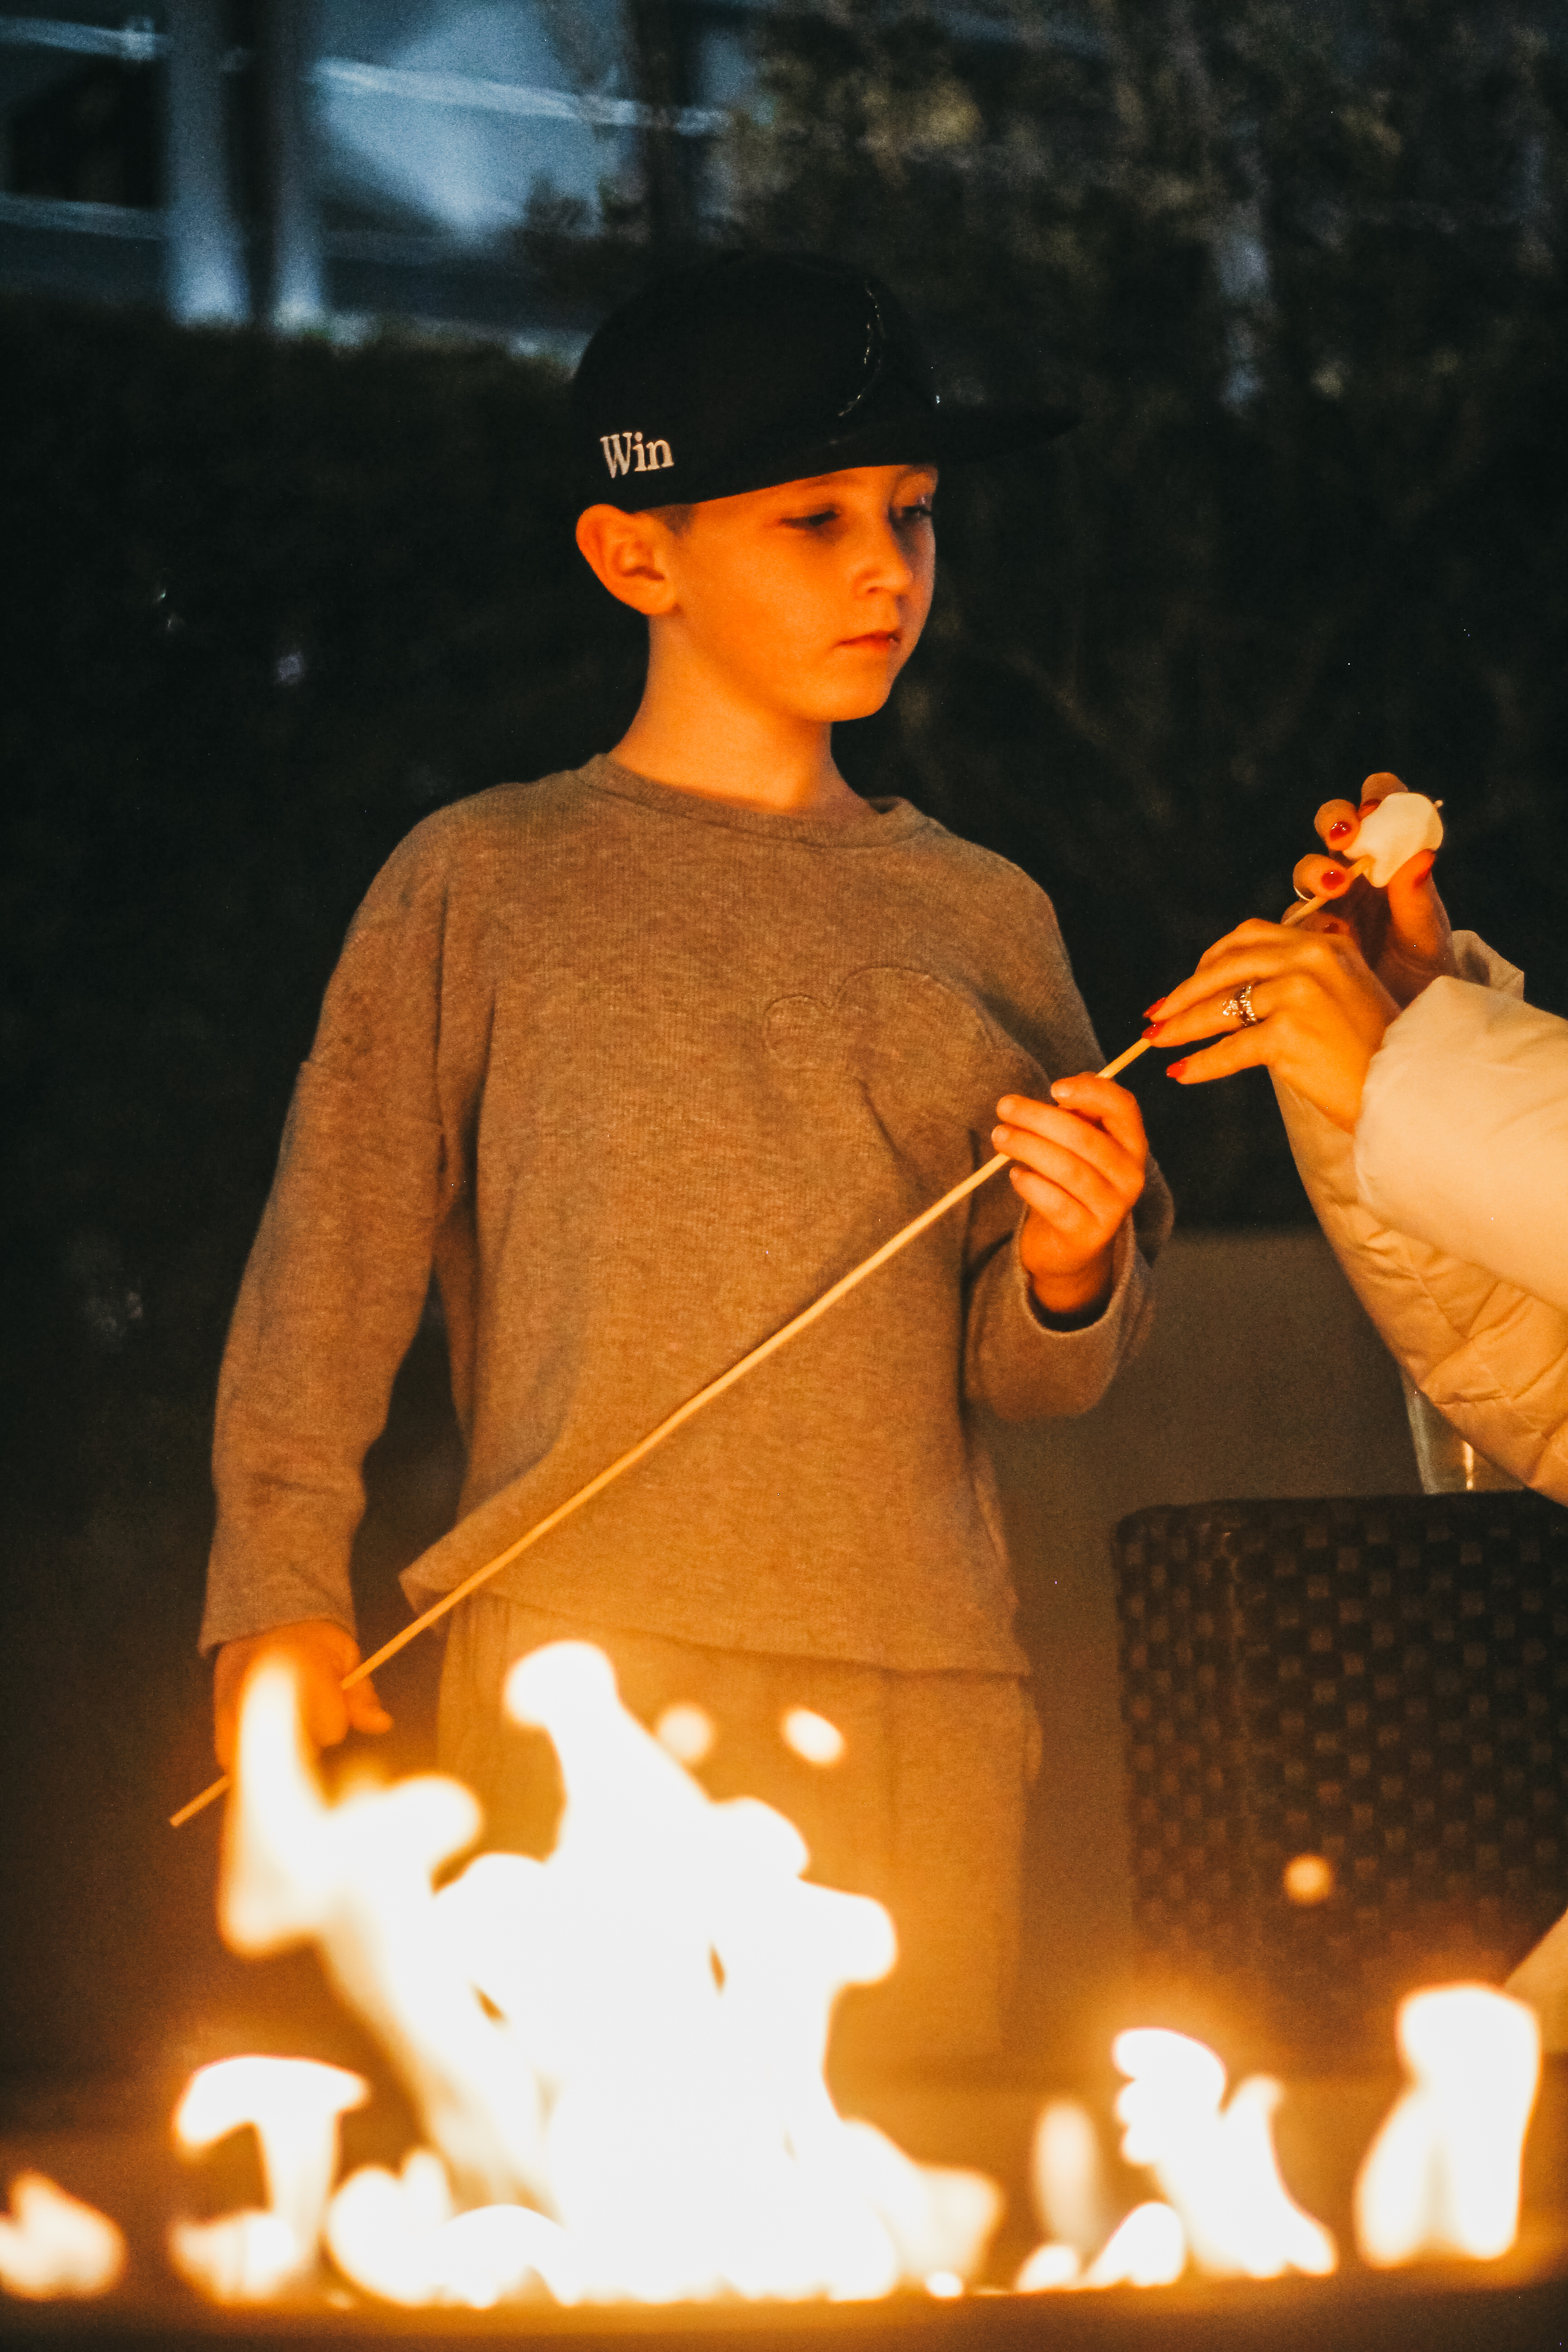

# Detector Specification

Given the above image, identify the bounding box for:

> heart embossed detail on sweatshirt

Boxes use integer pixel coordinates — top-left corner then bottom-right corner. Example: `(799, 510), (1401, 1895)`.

(764, 965), (993, 1086)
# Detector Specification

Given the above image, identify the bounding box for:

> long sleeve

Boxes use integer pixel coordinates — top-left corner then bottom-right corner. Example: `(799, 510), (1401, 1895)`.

(1354, 977), (1568, 1311)
(200, 852), (461, 1651)
(202, 759), (1166, 1676)
(962, 1184), (1164, 1423)
(1276, 933), (1568, 1506)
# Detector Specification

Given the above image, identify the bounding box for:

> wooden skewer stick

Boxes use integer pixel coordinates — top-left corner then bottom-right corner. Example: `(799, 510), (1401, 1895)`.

(1280, 854), (1374, 929)
(170, 1039), (1149, 1830)
(1096, 1036), (1155, 1084)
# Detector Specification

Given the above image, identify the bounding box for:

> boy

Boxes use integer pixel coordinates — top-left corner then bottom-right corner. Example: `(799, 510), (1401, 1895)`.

(203, 255), (1171, 2065)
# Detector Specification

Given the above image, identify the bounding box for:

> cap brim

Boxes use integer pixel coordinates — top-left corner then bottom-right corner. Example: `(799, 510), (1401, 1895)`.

(720, 402), (1081, 494)
(930, 402), (1081, 461)
(583, 401), (1078, 512)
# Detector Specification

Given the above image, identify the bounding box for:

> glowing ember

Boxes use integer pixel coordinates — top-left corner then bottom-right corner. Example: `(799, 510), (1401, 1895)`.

(1355, 1985), (1540, 2267)
(1283, 1853), (1335, 1906)
(0, 2175), (124, 2300)
(653, 1704), (715, 1765)
(781, 1708), (847, 1766)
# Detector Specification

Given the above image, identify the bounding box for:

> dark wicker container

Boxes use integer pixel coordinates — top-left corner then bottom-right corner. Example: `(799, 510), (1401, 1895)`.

(1114, 1491), (1568, 2059)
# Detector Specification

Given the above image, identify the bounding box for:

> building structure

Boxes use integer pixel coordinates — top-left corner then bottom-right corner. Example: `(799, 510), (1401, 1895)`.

(0, 1), (1131, 349)
(0, 0), (761, 348)
(5, 3), (1563, 359)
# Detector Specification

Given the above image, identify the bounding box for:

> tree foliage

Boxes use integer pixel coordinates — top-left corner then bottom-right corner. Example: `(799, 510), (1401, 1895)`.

(721, 0), (1568, 1214)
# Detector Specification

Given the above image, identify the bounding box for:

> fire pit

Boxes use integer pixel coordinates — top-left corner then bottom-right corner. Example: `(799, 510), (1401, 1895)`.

(5, 1640), (1568, 2346)
(1, 2168), (1567, 2352)
(4, 2073), (1568, 2352)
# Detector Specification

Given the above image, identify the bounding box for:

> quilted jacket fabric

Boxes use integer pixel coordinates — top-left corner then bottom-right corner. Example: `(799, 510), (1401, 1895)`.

(1277, 934), (1568, 1505)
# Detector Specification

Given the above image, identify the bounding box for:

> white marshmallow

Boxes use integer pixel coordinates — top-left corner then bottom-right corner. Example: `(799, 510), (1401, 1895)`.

(1352, 793), (1444, 886)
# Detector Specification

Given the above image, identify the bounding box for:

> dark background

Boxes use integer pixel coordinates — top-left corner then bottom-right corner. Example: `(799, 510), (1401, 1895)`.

(3, 0), (1567, 2094)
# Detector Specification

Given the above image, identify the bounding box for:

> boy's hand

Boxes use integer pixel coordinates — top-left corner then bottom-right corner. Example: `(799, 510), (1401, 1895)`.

(213, 1618), (391, 1773)
(993, 1076), (1149, 1320)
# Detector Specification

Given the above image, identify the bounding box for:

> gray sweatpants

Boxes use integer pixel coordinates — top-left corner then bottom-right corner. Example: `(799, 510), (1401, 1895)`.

(438, 1594), (1039, 2071)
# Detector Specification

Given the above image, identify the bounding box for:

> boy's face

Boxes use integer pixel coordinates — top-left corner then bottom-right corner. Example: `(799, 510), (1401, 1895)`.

(645, 462), (937, 723)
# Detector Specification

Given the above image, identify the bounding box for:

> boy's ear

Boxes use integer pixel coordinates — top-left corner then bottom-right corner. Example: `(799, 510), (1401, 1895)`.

(575, 505), (680, 616)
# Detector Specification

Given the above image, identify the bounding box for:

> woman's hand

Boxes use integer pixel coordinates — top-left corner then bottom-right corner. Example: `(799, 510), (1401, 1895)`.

(1141, 770), (1461, 1130)
(1145, 920), (1400, 1131)
(1291, 770), (1459, 1007)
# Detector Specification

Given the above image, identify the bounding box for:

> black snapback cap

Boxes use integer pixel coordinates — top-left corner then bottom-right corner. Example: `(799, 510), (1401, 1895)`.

(570, 252), (1078, 513)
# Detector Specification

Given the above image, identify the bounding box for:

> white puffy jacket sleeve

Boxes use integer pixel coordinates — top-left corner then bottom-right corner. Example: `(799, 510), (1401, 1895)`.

(1354, 974), (1568, 1309)
(1275, 932), (1568, 1505)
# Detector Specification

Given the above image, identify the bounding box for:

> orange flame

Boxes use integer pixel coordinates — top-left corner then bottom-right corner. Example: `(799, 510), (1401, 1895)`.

(1014, 2029), (1336, 2290)
(0, 1640), (1534, 2313)
(1355, 1985), (1540, 2266)
(199, 1647), (1001, 2305)
(1112, 2029), (1336, 2279)
(0, 2175), (124, 2300)
(169, 2056), (368, 2300)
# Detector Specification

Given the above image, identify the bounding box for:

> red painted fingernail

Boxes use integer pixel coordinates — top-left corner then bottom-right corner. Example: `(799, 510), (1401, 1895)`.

(1144, 998), (1167, 1018)
(1327, 819), (1353, 842)
(1321, 866), (1344, 888)
(1142, 1021), (1162, 1040)
(1167, 1059), (1190, 1080)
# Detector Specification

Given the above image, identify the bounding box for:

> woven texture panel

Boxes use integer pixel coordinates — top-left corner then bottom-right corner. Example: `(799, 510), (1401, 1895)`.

(1115, 1493), (1568, 2046)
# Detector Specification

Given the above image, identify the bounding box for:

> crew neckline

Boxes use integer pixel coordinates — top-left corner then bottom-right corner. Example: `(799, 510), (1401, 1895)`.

(582, 753), (931, 849)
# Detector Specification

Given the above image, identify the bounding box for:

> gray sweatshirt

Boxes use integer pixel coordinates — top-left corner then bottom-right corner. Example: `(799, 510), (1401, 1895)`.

(202, 756), (1171, 1673)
